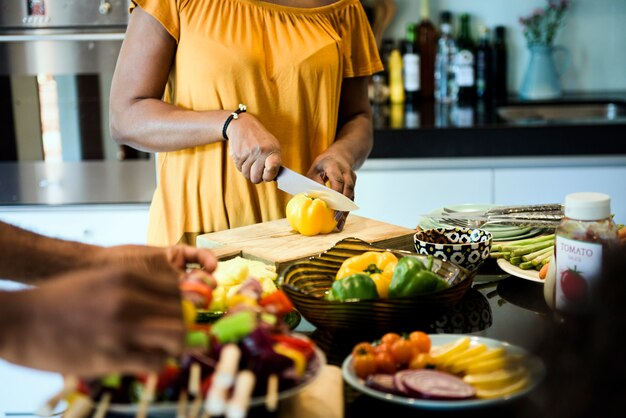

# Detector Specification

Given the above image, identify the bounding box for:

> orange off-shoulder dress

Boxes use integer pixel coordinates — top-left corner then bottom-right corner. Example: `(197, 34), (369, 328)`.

(131, 0), (383, 245)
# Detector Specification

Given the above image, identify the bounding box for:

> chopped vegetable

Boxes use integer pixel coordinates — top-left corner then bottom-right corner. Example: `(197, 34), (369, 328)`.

(365, 374), (401, 395)
(210, 310), (256, 343)
(258, 290), (294, 316)
(393, 369), (476, 400)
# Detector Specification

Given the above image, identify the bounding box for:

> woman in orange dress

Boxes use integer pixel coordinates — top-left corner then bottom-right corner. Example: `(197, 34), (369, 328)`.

(110, 0), (383, 245)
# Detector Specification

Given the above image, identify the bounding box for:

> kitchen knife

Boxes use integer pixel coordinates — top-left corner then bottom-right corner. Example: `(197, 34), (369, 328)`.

(275, 166), (359, 212)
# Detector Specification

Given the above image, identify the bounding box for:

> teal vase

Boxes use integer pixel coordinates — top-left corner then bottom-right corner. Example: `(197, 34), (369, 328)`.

(520, 44), (571, 100)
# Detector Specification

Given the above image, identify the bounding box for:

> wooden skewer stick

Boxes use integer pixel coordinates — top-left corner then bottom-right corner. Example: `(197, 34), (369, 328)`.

(265, 374), (279, 412)
(188, 362), (205, 418)
(92, 392), (111, 418)
(188, 363), (202, 398)
(61, 394), (93, 418)
(204, 344), (241, 416)
(176, 390), (189, 418)
(214, 344), (241, 388)
(225, 370), (256, 418)
(135, 372), (157, 418)
(204, 386), (229, 417)
(188, 395), (204, 418)
(36, 375), (78, 416)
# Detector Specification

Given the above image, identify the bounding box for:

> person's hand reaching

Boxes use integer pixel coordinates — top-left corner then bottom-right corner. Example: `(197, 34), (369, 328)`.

(3, 266), (186, 377)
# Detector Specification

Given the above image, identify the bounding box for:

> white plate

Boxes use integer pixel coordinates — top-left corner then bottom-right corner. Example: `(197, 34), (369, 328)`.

(492, 228), (544, 242)
(342, 334), (545, 410)
(419, 204), (539, 240)
(496, 258), (543, 283)
(108, 347), (326, 416)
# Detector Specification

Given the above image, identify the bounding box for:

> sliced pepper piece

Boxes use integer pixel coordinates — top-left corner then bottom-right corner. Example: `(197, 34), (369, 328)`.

(273, 343), (307, 377)
(258, 290), (294, 316)
(210, 310), (257, 343)
(271, 334), (315, 359)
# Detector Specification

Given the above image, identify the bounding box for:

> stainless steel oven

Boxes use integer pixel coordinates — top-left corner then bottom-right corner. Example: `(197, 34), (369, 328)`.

(0, 0), (148, 161)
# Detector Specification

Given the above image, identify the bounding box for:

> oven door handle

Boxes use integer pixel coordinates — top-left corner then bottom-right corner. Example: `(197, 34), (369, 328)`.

(0, 32), (125, 42)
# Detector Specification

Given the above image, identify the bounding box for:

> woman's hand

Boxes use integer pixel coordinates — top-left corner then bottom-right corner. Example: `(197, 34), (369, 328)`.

(307, 154), (357, 201)
(226, 113), (282, 184)
(307, 154), (357, 231)
(2, 266), (187, 377)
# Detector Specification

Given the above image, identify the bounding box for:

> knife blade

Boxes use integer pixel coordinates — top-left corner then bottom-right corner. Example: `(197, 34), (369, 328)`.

(275, 166), (359, 212)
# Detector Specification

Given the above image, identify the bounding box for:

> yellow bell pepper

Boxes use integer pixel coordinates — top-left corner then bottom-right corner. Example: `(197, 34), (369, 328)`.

(335, 251), (398, 298)
(286, 193), (337, 236)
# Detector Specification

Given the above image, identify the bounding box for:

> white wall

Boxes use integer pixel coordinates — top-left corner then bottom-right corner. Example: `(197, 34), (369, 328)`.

(384, 0), (626, 93)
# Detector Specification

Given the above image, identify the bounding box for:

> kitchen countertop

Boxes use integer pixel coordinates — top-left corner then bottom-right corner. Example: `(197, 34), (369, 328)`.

(0, 160), (155, 206)
(370, 91), (626, 159)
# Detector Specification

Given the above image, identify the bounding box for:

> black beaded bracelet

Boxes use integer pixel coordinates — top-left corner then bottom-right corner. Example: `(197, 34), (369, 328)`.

(222, 103), (247, 140)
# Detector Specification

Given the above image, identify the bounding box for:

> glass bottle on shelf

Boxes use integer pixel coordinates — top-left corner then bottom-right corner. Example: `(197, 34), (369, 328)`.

(475, 25), (492, 101)
(388, 48), (405, 105)
(417, 0), (436, 100)
(379, 38), (396, 86)
(434, 11), (457, 103)
(492, 26), (508, 102)
(401, 23), (420, 105)
(454, 13), (476, 103)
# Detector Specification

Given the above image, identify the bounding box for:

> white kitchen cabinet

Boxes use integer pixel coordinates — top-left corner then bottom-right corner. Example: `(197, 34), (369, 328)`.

(0, 204), (151, 246)
(494, 166), (626, 223)
(355, 166), (493, 228)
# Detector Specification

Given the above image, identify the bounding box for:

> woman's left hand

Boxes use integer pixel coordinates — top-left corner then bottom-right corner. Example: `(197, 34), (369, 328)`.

(307, 154), (356, 201)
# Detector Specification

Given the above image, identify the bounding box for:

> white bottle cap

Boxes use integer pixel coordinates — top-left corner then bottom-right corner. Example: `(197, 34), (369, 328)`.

(564, 192), (611, 221)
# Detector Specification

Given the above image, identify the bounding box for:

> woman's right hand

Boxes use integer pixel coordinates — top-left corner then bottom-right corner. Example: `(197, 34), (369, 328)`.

(226, 113), (282, 184)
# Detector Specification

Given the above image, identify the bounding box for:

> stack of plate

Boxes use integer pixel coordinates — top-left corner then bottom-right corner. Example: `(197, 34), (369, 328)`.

(419, 204), (546, 242)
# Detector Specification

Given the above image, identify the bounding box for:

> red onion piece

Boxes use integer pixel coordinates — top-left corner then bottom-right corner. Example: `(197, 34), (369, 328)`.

(393, 369), (476, 400)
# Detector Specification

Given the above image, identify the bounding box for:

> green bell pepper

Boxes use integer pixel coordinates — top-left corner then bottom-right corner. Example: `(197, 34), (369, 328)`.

(388, 256), (449, 298)
(326, 273), (379, 301)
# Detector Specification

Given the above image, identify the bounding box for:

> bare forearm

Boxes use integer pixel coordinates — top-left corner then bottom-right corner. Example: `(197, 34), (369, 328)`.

(0, 222), (99, 283)
(331, 111), (374, 170)
(110, 99), (231, 152)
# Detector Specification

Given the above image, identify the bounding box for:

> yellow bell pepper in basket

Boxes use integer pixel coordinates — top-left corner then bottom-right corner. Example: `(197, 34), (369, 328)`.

(335, 251), (398, 298)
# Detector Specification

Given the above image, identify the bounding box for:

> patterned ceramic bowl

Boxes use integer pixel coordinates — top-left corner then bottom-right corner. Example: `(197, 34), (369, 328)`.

(414, 227), (493, 272)
(279, 238), (474, 333)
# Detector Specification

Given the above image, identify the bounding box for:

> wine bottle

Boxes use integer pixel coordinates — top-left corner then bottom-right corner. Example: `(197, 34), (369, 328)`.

(434, 11), (457, 103)
(475, 25), (492, 100)
(417, 0), (436, 100)
(388, 48), (405, 104)
(401, 23), (420, 105)
(455, 13), (476, 103)
(492, 26), (508, 102)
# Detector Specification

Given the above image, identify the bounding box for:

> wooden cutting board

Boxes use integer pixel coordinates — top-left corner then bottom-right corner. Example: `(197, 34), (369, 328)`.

(196, 215), (415, 270)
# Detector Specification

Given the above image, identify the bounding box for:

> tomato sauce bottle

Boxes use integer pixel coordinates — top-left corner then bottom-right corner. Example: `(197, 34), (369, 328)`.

(552, 192), (619, 316)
